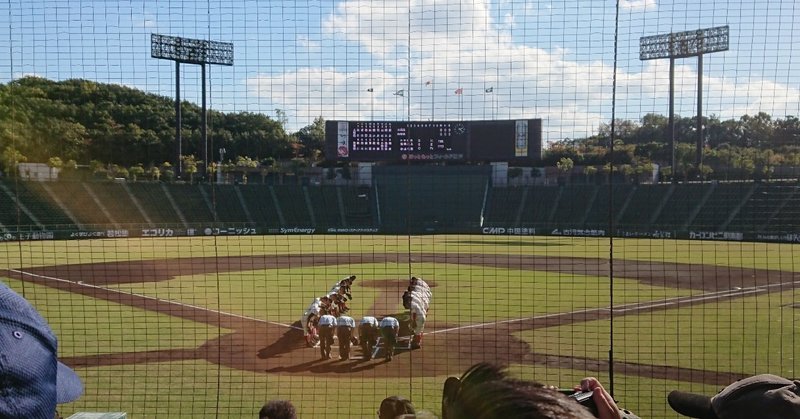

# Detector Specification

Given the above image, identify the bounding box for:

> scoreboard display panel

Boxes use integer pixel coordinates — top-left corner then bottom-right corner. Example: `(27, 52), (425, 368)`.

(325, 119), (542, 162)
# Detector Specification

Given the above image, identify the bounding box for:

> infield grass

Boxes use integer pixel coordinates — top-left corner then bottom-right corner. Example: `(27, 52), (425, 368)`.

(1, 235), (798, 418)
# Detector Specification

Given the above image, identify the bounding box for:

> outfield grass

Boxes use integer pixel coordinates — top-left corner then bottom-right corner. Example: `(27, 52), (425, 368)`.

(0, 235), (797, 418)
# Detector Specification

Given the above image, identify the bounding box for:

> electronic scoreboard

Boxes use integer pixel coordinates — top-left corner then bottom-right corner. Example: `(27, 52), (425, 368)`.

(324, 119), (542, 162)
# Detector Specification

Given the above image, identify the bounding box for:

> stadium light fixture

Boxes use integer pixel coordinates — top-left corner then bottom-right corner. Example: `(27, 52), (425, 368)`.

(640, 26), (729, 174)
(151, 34), (234, 178)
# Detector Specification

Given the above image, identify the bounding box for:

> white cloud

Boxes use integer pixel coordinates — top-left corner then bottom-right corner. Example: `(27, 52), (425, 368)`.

(619, 0), (657, 11)
(244, 0), (798, 141)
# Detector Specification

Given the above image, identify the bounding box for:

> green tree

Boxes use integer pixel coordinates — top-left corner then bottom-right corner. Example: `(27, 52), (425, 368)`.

(160, 162), (174, 182)
(46, 156), (63, 180)
(295, 116), (326, 160)
(181, 155), (198, 183)
(147, 165), (161, 182)
(556, 157), (574, 173)
(1, 146), (27, 177)
(129, 164), (145, 182)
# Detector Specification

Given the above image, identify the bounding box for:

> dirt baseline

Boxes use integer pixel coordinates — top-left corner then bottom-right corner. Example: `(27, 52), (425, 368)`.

(6, 253), (799, 385)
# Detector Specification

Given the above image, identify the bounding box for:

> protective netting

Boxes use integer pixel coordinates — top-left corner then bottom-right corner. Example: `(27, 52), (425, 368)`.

(1, 1), (798, 418)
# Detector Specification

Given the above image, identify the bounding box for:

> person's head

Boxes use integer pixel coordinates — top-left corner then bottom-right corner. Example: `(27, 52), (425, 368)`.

(668, 374), (800, 419)
(259, 399), (297, 419)
(379, 395), (416, 419)
(0, 282), (83, 418)
(443, 363), (595, 419)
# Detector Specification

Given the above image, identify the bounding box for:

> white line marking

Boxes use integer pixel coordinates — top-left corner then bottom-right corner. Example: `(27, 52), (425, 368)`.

(429, 279), (800, 335)
(9, 269), (302, 331)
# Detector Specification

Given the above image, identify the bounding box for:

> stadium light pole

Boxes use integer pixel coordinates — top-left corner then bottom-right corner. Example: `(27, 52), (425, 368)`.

(640, 26), (729, 174)
(151, 34), (233, 179)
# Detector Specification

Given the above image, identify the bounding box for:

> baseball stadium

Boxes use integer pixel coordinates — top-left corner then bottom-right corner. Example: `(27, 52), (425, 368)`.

(1, 1), (799, 418)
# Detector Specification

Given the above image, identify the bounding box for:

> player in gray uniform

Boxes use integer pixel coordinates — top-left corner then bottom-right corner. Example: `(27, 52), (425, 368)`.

(358, 316), (379, 360)
(317, 313), (337, 360)
(379, 316), (400, 361)
(336, 314), (356, 360)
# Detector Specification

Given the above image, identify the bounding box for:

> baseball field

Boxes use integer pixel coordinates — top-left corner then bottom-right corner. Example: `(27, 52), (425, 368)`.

(1, 234), (798, 417)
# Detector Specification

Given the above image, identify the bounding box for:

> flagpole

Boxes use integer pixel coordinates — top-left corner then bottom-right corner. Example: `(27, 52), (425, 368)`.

(430, 81), (434, 120)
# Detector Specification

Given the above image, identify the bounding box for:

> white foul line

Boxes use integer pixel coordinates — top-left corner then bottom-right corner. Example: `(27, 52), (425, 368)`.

(428, 279), (800, 335)
(8, 269), (303, 331)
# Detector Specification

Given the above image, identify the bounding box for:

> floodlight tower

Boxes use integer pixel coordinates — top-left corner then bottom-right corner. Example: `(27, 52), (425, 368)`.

(640, 26), (729, 173)
(151, 34), (233, 178)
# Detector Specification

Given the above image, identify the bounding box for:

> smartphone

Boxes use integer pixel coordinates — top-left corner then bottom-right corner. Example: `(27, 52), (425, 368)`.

(560, 390), (598, 416)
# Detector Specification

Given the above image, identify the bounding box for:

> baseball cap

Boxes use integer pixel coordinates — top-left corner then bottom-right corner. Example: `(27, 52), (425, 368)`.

(668, 374), (800, 419)
(0, 282), (83, 418)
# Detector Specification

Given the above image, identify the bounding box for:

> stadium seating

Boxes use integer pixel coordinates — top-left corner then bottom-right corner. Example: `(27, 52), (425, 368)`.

(616, 183), (673, 230)
(201, 184), (251, 223)
(87, 182), (149, 225)
(167, 183), (215, 224)
(47, 181), (113, 227)
(238, 185), (282, 228)
(1, 176), (796, 238)
(517, 185), (560, 229)
(338, 186), (377, 228)
(0, 180), (38, 227)
(483, 186), (525, 227)
(756, 184), (800, 233)
(125, 182), (184, 225)
(306, 186), (344, 229)
(12, 181), (75, 227)
(583, 184), (635, 230)
(689, 182), (753, 231)
(650, 183), (709, 230)
(374, 166), (489, 233)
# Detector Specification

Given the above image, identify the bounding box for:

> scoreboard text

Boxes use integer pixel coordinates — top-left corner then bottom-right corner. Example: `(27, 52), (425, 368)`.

(325, 119), (542, 162)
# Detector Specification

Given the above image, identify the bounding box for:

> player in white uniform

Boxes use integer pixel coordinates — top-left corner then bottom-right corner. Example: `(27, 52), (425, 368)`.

(301, 298), (322, 337)
(407, 276), (432, 350)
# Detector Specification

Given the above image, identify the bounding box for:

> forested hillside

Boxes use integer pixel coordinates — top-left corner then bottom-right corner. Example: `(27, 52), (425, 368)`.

(0, 77), (325, 175)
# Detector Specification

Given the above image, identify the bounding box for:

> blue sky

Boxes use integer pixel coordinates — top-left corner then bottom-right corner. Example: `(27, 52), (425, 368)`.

(1, 0), (798, 142)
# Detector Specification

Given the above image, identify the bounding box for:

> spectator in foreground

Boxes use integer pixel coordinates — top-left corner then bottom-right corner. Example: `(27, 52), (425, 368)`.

(668, 373), (800, 419)
(379, 395), (416, 419)
(442, 362), (631, 419)
(258, 399), (297, 419)
(0, 281), (83, 418)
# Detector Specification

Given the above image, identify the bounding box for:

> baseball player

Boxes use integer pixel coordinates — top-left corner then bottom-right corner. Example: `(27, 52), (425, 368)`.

(408, 298), (426, 350)
(328, 293), (349, 316)
(402, 288), (412, 309)
(336, 314), (356, 360)
(300, 297), (321, 347)
(358, 316), (379, 360)
(379, 316), (400, 361)
(407, 276), (431, 349)
(317, 313), (337, 360)
(330, 275), (356, 300)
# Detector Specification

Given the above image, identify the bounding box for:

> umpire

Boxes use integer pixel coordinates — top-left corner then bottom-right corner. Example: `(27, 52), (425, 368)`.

(358, 316), (379, 360)
(336, 314), (356, 360)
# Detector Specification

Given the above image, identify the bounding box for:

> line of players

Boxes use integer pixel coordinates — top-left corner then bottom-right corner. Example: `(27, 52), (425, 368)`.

(301, 275), (431, 361)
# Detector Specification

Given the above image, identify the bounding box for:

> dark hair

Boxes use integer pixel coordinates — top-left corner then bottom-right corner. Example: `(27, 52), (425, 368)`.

(379, 396), (416, 419)
(443, 363), (595, 419)
(259, 400), (297, 419)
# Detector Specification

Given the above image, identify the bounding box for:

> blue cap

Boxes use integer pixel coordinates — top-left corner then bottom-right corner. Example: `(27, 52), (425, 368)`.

(0, 282), (83, 418)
